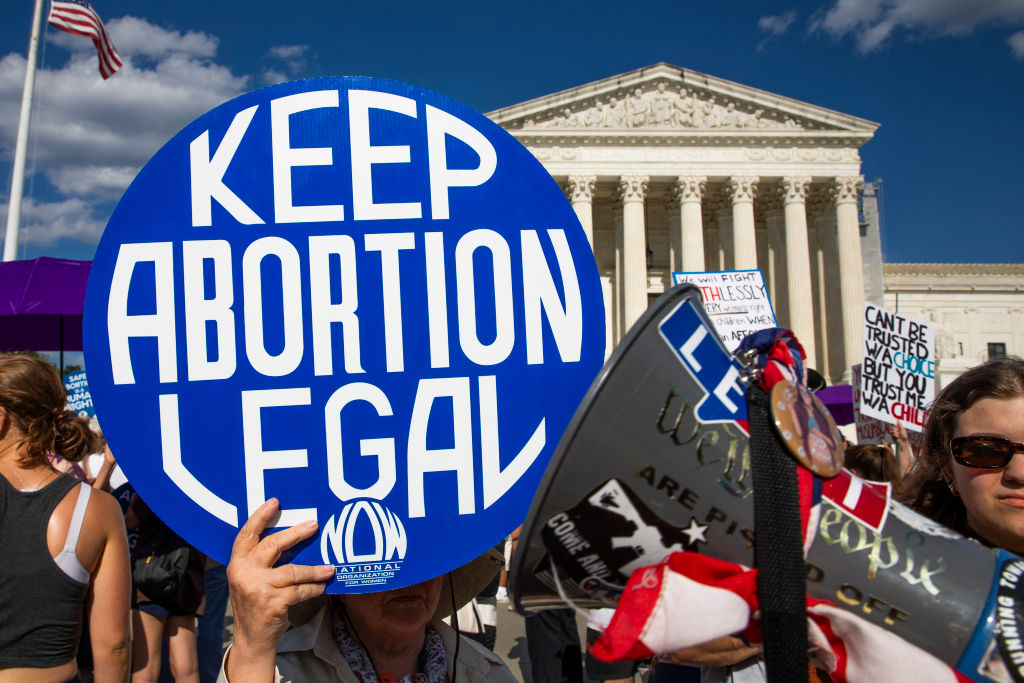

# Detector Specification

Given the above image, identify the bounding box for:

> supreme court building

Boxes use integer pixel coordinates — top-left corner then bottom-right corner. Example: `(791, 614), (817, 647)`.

(488, 63), (879, 385)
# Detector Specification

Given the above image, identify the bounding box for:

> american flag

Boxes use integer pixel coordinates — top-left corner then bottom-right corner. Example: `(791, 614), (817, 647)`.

(47, 0), (123, 79)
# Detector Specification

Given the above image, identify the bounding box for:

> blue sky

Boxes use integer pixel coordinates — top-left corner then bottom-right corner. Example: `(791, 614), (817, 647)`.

(2, 0), (1023, 264)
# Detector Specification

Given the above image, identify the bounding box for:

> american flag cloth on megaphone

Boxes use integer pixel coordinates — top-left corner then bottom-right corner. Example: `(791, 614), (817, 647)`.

(511, 284), (1024, 683)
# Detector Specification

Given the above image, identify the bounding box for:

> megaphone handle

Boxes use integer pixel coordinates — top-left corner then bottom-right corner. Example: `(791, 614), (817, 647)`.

(748, 384), (809, 682)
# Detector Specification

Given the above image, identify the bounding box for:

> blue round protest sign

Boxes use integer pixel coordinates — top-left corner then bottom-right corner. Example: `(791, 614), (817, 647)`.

(83, 77), (605, 592)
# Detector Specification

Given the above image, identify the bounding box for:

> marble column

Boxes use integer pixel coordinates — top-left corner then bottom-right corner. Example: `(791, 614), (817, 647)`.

(715, 190), (734, 269)
(617, 175), (649, 333)
(779, 176), (816, 368)
(762, 195), (786, 322)
(668, 176), (707, 273)
(666, 191), (682, 274)
(810, 190), (842, 383)
(754, 204), (769, 283)
(832, 176), (865, 384)
(727, 176), (759, 269)
(566, 175), (597, 248)
(612, 202), (623, 340)
(807, 222), (827, 376)
(704, 222), (721, 271)
(806, 193), (831, 378)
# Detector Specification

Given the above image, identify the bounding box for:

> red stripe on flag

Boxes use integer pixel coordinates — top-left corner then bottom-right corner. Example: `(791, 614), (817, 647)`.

(822, 469), (890, 531)
(48, 1), (122, 79)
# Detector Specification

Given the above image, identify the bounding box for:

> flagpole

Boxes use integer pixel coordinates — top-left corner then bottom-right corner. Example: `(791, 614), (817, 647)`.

(3, 0), (46, 262)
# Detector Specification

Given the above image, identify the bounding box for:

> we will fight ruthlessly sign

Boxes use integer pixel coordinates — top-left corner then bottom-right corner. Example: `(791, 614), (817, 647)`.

(83, 78), (605, 592)
(859, 303), (934, 432)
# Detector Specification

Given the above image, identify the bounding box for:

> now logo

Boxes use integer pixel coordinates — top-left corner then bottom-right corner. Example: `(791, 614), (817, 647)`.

(320, 500), (408, 565)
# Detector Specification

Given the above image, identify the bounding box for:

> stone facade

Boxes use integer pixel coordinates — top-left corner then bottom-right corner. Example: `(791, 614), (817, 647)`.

(488, 63), (879, 383)
(883, 263), (1024, 389)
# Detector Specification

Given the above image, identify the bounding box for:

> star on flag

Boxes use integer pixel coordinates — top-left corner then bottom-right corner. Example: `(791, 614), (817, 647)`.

(682, 517), (708, 546)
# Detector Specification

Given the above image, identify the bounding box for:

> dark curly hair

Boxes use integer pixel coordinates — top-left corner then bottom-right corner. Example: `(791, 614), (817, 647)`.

(898, 356), (1024, 540)
(0, 354), (99, 467)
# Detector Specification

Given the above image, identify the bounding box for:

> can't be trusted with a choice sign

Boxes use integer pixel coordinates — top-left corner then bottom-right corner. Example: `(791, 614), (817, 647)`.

(83, 77), (606, 592)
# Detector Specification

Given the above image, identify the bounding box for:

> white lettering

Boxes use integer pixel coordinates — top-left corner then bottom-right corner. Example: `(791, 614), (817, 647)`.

(309, 234), (363, 376)
(713, 365), (744, 414)
(679, 326), (707, 372)
(107, 242), (177, 384)
(271, 91), (344, 223)
(364, 233), (415, 372)
(426, 105), (496, 220)
(241, 388), (315, 526)
(159, 394), (238, 526)
(372, 502), (407, 560)
(479, 375), (545, 508)
(456, 229), (514, 365)
(324, 383), (396, 501)
(190, 105), (263, 226)
(183, 240), (236, 381)
(345, 501), (383, 562)
(242, 237), (304, 377)
(522, 229), (582, 364)
(349, 90), (421, 220)
(407, 377), (474, 517)
(321, 506), (353, 563)
(424, 232), (450, 369)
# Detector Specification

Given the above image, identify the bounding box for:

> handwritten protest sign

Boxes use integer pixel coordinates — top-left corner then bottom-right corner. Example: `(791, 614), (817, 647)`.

(852, 364), (923, 449)
(63, 370), (94, 418)
(671, 270), (776, 352)
(82, 77), (605, 592)
(859, 304), (934, 432)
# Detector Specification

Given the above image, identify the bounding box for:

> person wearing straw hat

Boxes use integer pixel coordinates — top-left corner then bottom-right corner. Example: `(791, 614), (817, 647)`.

(219, 498), (516, 683)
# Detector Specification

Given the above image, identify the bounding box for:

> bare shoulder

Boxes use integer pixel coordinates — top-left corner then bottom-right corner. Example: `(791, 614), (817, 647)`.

(80, 488), (128, 573)
(86, 487), (128, 534)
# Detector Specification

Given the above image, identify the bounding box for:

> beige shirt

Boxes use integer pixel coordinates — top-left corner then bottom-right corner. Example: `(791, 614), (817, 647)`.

(219, 604), (517, 683)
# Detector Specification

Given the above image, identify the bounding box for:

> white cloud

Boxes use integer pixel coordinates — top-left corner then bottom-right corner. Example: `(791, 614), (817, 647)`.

(0, 197), (107, 247)
(50, 16), (219, 62)
(269, 45), (308, 60)
(1010, 29), (1024, 57)
(265, 44), (310, 81)
(260, 68), (289, 86)
(758, 10), (797, 36)
(811, 0), (1024, 52)
(0, 16), (248, 245)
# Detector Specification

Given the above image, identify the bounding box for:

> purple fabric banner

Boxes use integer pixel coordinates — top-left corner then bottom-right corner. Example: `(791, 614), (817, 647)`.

(815, 384), (854, 426)
(0, 257), (91, 351)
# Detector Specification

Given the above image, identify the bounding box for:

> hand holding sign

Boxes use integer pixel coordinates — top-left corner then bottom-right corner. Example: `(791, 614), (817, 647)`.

(225, 498), (334, 679)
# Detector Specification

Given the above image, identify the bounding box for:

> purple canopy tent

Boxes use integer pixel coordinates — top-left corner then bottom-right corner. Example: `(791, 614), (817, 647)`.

(816, 384), (854, 426)
(0, 257), (91, 370)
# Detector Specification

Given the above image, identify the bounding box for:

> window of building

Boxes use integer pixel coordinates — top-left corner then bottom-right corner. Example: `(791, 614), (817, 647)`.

(989, 343), (1007, 360)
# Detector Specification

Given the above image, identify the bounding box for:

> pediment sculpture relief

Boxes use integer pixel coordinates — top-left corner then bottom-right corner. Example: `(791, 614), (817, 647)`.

(522, 81), (809, 131)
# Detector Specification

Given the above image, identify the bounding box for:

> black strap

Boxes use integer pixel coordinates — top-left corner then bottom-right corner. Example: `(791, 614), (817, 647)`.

(747, 385), (809, 682)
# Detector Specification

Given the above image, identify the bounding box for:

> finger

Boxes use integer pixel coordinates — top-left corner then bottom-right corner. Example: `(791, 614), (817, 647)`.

(268, 562), (335, 589)
(232, 498), (281, 558)
(252, 519), (320, 566)
(288, 581), (329, 606)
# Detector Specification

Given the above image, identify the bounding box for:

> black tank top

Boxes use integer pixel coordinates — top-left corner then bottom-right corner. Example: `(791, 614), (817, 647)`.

(0, 473), (90, 668)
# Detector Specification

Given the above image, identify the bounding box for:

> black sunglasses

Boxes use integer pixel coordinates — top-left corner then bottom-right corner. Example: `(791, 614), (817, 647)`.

(950, 436), (1024, 469)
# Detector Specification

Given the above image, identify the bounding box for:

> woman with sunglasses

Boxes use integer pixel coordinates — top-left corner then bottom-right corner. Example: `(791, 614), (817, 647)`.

(901, 356), (1024, 553)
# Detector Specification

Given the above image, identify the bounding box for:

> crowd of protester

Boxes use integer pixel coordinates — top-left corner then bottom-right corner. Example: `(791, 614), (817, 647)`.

(3, 350), (1024, 682)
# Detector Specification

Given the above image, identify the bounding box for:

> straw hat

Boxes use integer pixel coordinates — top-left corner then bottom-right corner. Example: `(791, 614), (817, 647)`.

(288, 549), (504, 626)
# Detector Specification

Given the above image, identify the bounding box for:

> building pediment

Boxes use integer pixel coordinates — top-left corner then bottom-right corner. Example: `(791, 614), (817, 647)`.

(488, 63), (878, 145)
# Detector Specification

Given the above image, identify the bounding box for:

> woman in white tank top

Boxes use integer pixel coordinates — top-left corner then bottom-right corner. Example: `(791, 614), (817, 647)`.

(0, 355), (131, 683)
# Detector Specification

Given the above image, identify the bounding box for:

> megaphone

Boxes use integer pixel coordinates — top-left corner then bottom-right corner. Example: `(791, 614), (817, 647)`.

(510, 283), (1024, 683)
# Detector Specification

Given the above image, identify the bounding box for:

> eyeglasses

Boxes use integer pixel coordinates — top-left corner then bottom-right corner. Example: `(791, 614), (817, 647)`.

(950, 436), (1024, 469)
